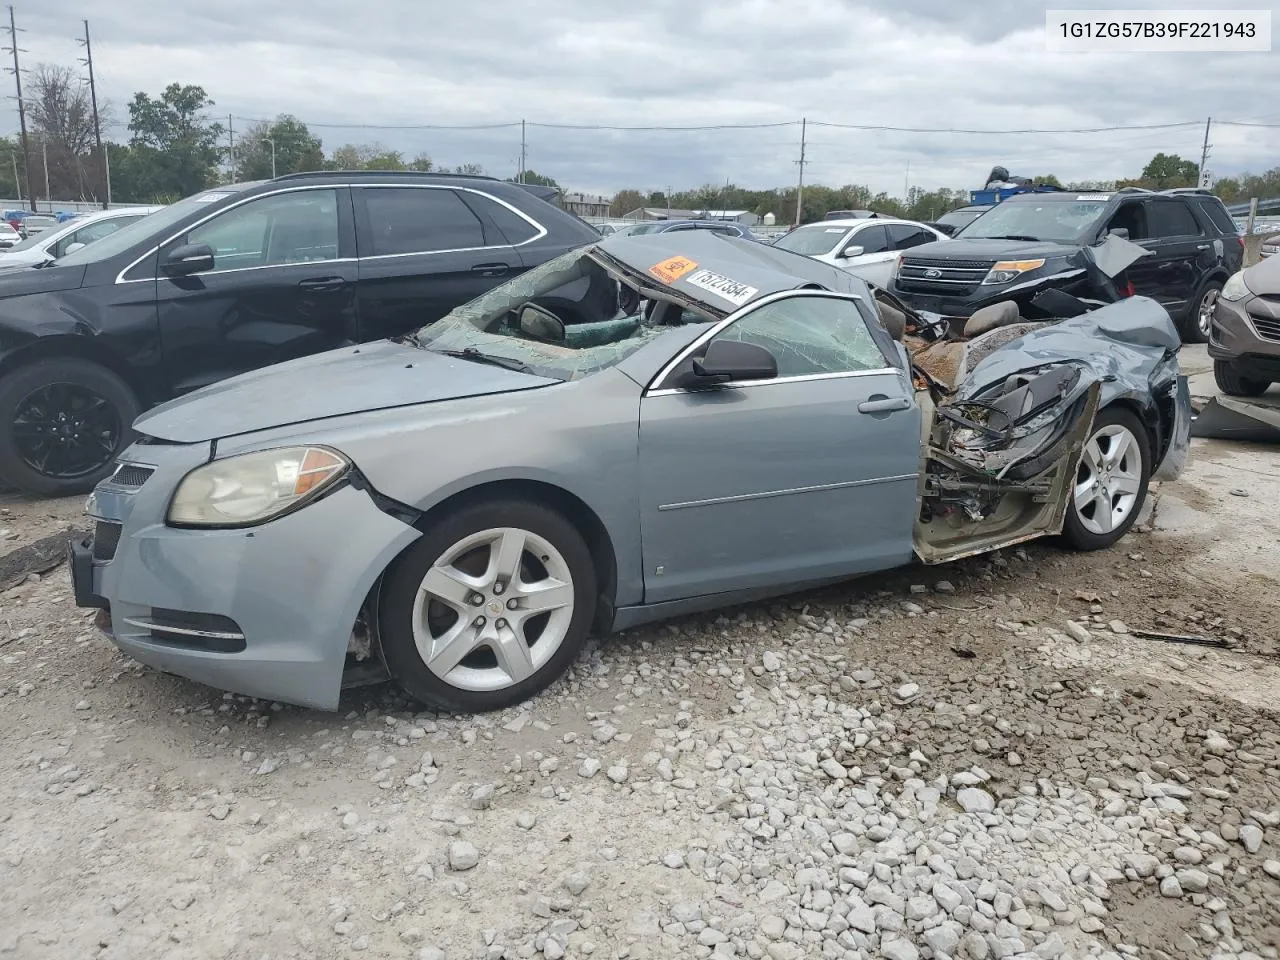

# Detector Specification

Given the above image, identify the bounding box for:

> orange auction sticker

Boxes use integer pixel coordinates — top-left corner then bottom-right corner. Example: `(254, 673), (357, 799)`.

(648, 256), (698, 284)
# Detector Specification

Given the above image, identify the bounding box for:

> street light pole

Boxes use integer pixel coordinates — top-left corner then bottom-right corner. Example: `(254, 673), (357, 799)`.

(264, 138), (276, 178)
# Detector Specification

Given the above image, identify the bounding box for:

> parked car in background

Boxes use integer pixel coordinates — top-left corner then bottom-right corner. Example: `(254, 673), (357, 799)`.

(926, 204), (990, 236)
(772, 217), (949, 287)
(17, 215), (58, 239)
(891, 187), (1243, 343)
(824, 210), (876, 220)
(70, 231), (1188, 712)
(0, 171), (597, 497)
(0, 206), (164, 270)
(609, 219), (759, 240)
(0, 221), (20, 250)
(1208, 254), (1280, 396)
(4, 210), (32, 232)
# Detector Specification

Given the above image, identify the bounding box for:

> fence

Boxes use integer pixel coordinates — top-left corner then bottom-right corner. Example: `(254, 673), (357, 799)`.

(0, 198), (154, 215)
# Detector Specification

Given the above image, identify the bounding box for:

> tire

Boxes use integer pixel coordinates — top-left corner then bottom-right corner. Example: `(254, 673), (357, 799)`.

(0, 357), (140, 498)
(1062, 406), (1150, 552)
(1179, 280), (1222, 344)
(379, 498), (598, 712)
(1213, 359), (1271, 398)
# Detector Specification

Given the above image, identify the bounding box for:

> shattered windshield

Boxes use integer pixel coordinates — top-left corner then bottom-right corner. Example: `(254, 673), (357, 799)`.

(957, 200), (1109, 243)
(413, 248), (705, 381)
(773, 225), (851, 256)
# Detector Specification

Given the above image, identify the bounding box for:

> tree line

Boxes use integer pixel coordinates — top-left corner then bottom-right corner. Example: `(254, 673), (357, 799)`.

(0, 71), (1274, 223)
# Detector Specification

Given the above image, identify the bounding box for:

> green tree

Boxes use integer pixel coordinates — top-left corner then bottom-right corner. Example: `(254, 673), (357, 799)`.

(451, 163), (486, 176)
(327, 142), (405, 170)
(127, 83), (223, 198)
(1032, 174), (1063, 188)
(234, 115), (323, 181)
(1138, 153), (1198, 189)
(610, 188), (645, 216)
(408, 152), (433, 172)
(509, 169), (558, 188)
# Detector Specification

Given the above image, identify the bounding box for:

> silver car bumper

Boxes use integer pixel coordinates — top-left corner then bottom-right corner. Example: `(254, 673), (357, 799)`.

(75, 442), (419, 710)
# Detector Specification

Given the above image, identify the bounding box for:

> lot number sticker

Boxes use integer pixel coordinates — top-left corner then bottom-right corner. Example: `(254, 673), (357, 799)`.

(648, 255), (698, 284)
(682, 269), (758, 306)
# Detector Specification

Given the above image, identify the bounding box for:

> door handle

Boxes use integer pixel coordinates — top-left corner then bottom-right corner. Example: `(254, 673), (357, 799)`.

(858, 395), (911, 414)
(298, 276), (348, 293)
(1196, 243), (1210, 250)
(471, 263), (510, 278)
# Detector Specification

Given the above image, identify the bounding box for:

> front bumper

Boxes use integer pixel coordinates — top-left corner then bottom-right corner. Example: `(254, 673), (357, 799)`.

(72, 442), (420, 710)
(1208, 296), (1280, 374)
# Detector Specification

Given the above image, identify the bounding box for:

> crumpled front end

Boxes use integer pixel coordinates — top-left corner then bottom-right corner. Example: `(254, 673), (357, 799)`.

(910, 295), (1187, 562)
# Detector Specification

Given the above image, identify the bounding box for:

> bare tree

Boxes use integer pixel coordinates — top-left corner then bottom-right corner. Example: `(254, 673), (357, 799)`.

(26, 63), (111, 200)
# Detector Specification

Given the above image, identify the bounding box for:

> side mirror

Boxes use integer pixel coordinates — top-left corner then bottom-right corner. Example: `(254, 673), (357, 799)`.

(161, 242), (216, 276)
(63, 242), (86, 255)
(517, 303), (566, 342)
(841, 244), (865, 258)
(689, 339), (778, 384)
(1107, 227), (1130, 240)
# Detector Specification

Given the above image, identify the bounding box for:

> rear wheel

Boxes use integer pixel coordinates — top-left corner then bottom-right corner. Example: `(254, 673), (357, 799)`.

(1063, 407), (1150, 551)
(1179, 281), (1221, 343)
(0, 357), (140, 497)
(379, 499), (597, 712)
(1213, 360), (1271, 398)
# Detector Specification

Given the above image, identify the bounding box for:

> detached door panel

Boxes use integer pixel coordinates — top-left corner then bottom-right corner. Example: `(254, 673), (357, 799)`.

(354, 185), (521, 341)
(639, 294), (920, 604)
(156, 187), (357, 394)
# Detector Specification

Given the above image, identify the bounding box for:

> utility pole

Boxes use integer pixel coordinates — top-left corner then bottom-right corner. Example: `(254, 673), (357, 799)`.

(78, 20), (106, 208)
(665, 184), (671, 220)
(1198, 117), (1212, 188)
(793, 117), (807, 228)
(227, 114), (235, 179)
(41, 137), (48, 201)
(518, 120), (526, 184)
(904, 160), (911, 202)
(5, 6), (34, 212)
(264, 137), (276, 178)
(103, 141), (111, 206)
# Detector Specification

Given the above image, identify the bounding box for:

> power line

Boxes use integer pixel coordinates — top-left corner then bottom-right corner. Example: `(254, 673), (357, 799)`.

(808, 120), (1204, 135)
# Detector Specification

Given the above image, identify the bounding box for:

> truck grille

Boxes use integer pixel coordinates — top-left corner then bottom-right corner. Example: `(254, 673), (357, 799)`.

(896, 257), (995, 297)
(1249, 313), (1280, 342)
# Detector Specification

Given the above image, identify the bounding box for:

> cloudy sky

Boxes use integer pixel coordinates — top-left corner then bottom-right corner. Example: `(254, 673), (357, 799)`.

(18, 0), (1280, 198)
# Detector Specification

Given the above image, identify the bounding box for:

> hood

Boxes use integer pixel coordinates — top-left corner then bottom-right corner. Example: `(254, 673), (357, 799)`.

(0, 261), (86, 296)
(0, 248), (53, 270)
(1243, 251), (1280, 295)
(134, 339), (560, 443)
(905, 238), (1078, 261)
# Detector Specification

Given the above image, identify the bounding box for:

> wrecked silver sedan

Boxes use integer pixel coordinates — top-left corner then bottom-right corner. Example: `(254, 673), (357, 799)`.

(70, 232), (1190, 712)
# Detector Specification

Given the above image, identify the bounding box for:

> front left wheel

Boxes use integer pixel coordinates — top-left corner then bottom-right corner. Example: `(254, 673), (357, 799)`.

(1062, 407), (1151, 551)
(379, 499), (598, 712)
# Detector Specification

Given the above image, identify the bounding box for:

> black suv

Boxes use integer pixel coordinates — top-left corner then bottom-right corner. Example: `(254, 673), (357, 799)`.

(891, 187), (1242, 342)
(0, 171), (598, 496)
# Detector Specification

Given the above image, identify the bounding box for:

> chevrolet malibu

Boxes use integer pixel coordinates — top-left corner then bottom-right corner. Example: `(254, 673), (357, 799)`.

(71, 232), (1190, 712)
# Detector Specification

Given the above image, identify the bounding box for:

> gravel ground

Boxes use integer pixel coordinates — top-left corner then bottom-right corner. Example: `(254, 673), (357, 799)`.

(1, 435), (1278, 960)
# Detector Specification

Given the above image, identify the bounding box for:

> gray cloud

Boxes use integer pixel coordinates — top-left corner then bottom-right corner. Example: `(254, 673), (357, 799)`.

(16, 0), (1279, 197)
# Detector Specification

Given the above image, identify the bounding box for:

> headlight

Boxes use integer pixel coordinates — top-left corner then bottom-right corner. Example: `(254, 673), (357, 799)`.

(167, 446), (349, 527)
(981, 259), (1046, 285)
(1220, 270), (1251, 302)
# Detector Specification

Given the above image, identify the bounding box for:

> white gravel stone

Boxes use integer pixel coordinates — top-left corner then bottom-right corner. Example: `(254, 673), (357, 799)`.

(1176, 869), (1209, 893)
(1239, 824), (1263, 854)
(956, 788), (996, 814)
(448, 841), (479, 871)
(579, 759), (601, 779)
(819, 758), (847, 780)
(606, 765), (628, 784)
(761, 651), (783, 672)
(881, 936), (919, 960)
(1064, 621), (1092, 643)
(1159, 876), (1183, 898)
(1263, 860), (1280, 880)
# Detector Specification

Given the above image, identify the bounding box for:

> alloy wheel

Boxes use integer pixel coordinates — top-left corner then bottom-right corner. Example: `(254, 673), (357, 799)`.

(1197, 288), (1219, 339)
(10, 381), (122, 480)
(411, 526), (575, 693)
(1072, 423), (1143, 537)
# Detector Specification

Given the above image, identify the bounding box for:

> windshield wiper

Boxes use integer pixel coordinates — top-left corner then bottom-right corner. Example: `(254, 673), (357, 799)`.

(435, 346), (530, 373)
(983, 235), (1044, 242)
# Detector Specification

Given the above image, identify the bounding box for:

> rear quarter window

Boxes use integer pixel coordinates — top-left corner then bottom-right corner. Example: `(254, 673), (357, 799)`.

(462, 191), (542, 246)
(1197, 199), (1239, 236)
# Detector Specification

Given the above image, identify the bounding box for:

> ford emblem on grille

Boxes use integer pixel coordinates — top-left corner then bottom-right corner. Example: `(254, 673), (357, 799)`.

(925, 268), (942, 278)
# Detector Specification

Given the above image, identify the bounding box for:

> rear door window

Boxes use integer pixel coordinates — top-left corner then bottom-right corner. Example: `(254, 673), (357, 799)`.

(359, 187), (486, 256)
(461, 191), (541, 246)
(1147, 199), (1203, 239)
(887, 223), (934, 250)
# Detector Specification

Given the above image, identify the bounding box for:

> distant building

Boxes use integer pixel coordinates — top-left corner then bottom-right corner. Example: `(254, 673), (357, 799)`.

(560, 192), (611, 218)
